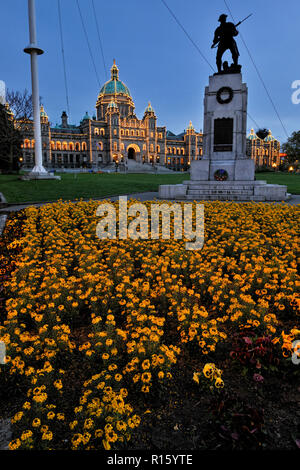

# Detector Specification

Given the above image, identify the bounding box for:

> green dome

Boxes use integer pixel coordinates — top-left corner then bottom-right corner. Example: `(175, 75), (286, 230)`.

(99, 60), (131, 97)
(100, 80), (131, 97)
(248, 129), (257, 140)
(264, 130), (274, 142)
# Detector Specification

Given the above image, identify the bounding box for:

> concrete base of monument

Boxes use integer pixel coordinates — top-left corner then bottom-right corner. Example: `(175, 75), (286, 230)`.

(190, 158), (255, 181)
(158, 180), (291, 202)
(20, 172), (61, 180)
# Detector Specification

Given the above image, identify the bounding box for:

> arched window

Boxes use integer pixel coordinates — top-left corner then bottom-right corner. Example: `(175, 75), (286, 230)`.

(126, 130), (129, 136)
(120, 143), (125, 150)
(131, 130), (134, 136)
(143, 144), (146, 151)
(62, 142), (68, 151)
(120, 129), (124, 136)
(136, 130), (139, 136)
(82, 142), (87, 151)
(141, 130), (145, 137)
(157, 145), (160, 152)
(69, 142), (74, 151)
(98, 141), (103, 151)
(94, 128), (99, 135)
(173, 147), (176, 154)
(150, 144), (154, 152)
(75, 142), (80, 151)
(56, 141), (61, 150)
(181, 148), (185, 155)
(24, 139), (30, 149)
(31, 140), (35, 148)
(100, 128), (105, 136)
(113, 142), (117, 151)
(113, 129), (117, 136)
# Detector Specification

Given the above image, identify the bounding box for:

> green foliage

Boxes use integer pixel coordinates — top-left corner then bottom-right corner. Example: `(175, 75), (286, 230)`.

(282, 130), (300, 163)
(0, 104), (22, 172)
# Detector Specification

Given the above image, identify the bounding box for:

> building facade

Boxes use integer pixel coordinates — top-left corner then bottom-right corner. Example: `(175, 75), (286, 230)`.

(15, 61), (203, 171)
(246, 128), (281, 168)
(7, 64), (280, 172)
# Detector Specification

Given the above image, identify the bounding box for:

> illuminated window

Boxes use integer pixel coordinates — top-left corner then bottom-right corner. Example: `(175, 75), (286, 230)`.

(100, 128), (105, 136)
(143, 144), (146, 151)
(126, 130), (129, 136)
(94, 128), (99, 135)
(141, 131), (145, 137)
(56, 141), (61, 150)
(75, 142), (80, 151)
(31, 140), (35, 148)
(82, 142), (87, 151)
(120, 129), (124, 136)
(136, 130), (139, 136)
(131, 130), (134, 136)
(157, 145), (160, 152)
(114, 142), (117, 151)
(150, 144), (154, 152)
(62, 142), (68, 151)
(114, 129), (117, 136)
(69, 142), (74, 151)
(24, 139), (30, 149)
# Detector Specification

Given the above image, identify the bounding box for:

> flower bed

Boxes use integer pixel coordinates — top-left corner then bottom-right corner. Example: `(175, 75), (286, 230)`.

(0, 200), (299, 450)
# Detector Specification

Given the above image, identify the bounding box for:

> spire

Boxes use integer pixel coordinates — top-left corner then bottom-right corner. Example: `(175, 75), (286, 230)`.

(111, 59), (119, 80)
(145, 101), (155, 114)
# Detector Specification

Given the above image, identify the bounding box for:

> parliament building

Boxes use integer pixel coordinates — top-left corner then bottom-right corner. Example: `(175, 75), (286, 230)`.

(15, 61), (203, 172)
(10, 60), (280, 172)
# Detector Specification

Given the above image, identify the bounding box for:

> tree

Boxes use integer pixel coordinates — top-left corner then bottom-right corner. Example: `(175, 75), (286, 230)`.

(256, 128), (269, 140)
(0, 103), (23, 172)
(6, 88), (34, 120)
(282, 131), (300, 164)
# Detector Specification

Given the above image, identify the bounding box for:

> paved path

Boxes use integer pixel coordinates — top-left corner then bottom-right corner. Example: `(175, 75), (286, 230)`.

(0, 192), (299, 214)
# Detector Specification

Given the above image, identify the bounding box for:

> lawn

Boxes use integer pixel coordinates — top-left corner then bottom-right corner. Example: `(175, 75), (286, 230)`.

(0, 171), (299, 204)
(255, 172), (300, 195)
(0, 173), (188, 204)
(0, 201), (299, 450)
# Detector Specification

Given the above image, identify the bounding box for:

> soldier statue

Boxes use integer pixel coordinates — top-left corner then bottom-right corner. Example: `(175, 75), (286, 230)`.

(211, 14), (240, 73)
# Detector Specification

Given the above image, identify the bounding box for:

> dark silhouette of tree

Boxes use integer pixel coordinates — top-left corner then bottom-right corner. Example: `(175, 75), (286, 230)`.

(0, 103), (22, 172)
(282, 131), (300, 164)
(256, 128), (269, 140)
(6, 88), (42, 120)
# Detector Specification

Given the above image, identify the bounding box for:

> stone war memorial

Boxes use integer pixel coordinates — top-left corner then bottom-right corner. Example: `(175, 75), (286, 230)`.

(159, 14), (290, 201)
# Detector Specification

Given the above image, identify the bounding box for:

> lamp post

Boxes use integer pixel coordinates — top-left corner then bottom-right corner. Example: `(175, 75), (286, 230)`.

(24, 0), (48, 176)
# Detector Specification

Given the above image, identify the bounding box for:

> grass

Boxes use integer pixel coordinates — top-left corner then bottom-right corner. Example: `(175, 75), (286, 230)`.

(255, 172), (300, 195)
(0, 171), (299, 204)
(0, 172), (188, 204)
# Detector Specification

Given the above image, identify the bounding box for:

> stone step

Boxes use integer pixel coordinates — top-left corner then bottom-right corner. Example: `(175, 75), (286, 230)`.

(186, 184), (256, 191)
(186, 194), (265, 201)
(187, 189), (254, 196)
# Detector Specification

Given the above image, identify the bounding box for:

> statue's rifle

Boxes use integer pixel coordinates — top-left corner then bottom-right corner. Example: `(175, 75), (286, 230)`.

(212, 13), (253, 48)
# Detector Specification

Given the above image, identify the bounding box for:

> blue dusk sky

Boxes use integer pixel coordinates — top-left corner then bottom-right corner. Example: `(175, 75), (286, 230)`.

(1, 0), (299, 143)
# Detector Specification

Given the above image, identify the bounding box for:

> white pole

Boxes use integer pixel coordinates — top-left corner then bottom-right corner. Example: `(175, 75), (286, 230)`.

(24, 0), (47, 174)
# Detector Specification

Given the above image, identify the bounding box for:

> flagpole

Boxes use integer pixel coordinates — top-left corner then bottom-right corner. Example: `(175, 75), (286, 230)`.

(24, 0), (48, 176)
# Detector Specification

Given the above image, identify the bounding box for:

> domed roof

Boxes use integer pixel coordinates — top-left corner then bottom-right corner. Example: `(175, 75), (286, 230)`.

(145, 101), (154, 113)
(40, 104), (48, 118)
(99, 60), (131, 97)
(248, 128), (257, 140)
(264, 130), (274, 142)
